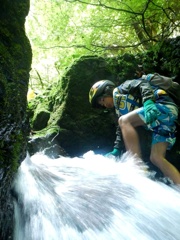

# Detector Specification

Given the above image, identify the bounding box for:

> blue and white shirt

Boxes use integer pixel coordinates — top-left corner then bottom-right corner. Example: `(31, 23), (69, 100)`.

(113, 87), (141, 117)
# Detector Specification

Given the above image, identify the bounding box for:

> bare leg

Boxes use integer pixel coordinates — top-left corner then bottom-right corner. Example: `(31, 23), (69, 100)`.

(150, 142), (180, 184)
(118, 111), (145, 158)
(118, 110), (180, 184)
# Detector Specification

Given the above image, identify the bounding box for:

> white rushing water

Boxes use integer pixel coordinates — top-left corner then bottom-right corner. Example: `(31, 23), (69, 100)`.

(12, 151), (180, 240)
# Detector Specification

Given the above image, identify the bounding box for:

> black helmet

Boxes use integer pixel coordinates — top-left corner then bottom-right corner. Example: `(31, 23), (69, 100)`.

(89, 80), (115, 107)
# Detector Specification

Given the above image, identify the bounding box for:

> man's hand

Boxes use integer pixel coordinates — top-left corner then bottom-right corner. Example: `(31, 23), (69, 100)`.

(143, 99), (161, 124)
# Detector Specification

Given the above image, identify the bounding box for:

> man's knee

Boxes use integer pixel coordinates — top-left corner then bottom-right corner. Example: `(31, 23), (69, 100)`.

(150, 154), (157, 165)
(118, 115), (127, 128)
(150, 152), (163, 166)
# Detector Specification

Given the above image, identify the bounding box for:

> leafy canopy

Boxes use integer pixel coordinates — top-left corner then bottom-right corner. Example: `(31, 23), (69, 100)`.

(26, 0), (180, 89)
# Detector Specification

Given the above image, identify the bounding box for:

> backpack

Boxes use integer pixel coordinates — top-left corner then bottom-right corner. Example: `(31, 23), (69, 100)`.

(141, 73), (180, 107)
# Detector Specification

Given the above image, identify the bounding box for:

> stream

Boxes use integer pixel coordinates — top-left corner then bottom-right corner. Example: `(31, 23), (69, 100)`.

(12, 151), (180, 240)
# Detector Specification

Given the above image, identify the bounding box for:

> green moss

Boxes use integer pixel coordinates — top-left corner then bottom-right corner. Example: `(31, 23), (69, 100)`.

(11, 133), (23, 171)
(0, 133), (23, 172)
(32, 124), (60, 136)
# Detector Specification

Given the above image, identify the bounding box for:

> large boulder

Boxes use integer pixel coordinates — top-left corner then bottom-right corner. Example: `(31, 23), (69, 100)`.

(0, 0), (32, 239)
(28, 56), (122, 156)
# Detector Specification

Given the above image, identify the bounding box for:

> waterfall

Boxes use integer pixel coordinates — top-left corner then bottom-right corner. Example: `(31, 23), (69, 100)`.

(12, 151), (180, 240)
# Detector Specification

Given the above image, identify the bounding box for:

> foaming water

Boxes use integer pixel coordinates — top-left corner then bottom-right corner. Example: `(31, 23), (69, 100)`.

(13, 151), (180, 240)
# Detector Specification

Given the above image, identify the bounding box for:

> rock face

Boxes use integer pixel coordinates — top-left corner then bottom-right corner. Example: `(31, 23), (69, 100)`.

(0, 0), (32, 239)
(28, 56), (121, 156)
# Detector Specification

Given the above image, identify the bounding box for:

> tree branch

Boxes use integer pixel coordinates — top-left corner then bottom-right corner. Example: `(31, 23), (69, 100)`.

(64, 0), (141, 15)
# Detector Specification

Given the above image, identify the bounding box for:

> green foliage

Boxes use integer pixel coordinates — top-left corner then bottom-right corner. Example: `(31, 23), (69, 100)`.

(26, 0), (180, 90)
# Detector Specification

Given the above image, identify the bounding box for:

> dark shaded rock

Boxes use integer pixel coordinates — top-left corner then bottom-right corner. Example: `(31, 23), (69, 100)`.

(0, 0), (32, 239)
(28, 56), (128, 156)
(28, 137), (69, 158)
(33, 109), (50, 131)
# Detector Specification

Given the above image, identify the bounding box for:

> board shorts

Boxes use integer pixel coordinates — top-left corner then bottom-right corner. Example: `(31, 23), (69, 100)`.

(135, 103), (178, 150)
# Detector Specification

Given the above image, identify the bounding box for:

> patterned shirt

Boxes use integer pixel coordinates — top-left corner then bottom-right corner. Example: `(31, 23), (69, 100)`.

(113, 87), (141, 117)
